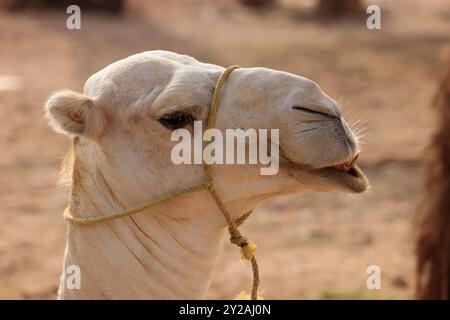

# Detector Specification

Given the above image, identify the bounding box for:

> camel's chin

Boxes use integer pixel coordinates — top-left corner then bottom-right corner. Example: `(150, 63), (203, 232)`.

(283, 159), (369, 193)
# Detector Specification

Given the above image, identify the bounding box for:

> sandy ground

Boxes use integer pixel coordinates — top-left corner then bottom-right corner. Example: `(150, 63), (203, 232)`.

(0, 0), (449, 299)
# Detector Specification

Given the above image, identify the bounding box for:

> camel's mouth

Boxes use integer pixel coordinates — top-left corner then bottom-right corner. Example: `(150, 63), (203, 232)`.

(281, 153), (369, 193)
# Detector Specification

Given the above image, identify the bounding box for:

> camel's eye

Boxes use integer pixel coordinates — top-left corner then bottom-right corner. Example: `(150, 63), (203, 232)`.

(159, 111), (195, 130)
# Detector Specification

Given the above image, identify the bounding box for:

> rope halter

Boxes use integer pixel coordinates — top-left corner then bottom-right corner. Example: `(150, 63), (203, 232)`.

(63, 65), (261, 300)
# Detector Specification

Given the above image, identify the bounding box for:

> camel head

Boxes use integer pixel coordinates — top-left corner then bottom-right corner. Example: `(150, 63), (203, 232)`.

(45, 50), (368, 222)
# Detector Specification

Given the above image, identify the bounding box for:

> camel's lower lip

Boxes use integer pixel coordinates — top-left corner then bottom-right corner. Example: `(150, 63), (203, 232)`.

(311, 164), (369, 193)
(281, 156), (370, 193)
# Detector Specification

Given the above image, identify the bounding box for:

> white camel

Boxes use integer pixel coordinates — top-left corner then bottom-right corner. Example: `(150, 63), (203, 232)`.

(45, 50), (368, 299)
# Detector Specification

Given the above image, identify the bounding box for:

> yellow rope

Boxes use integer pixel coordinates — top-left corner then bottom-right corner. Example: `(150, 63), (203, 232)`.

(63, 65), (261, 300)
(63, 184), (210, 225)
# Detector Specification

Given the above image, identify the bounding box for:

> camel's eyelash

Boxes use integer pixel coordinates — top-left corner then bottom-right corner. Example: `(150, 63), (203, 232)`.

(159, 105), (199, 118)
(159, 110), (196, 130)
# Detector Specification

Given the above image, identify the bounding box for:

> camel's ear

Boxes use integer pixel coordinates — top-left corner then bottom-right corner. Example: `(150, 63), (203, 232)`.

(45, 90), (103, 138)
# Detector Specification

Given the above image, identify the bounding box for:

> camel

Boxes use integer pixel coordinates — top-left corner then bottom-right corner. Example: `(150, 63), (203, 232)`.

(415, 59), (450, 299)
(45, 50), (369, 299)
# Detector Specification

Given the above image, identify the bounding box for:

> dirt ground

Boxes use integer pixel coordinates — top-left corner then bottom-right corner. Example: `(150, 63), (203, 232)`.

(0, 0), (449, 299)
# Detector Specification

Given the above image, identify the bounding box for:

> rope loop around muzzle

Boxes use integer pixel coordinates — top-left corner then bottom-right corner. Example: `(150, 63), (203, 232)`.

(63, 65), (261, 300)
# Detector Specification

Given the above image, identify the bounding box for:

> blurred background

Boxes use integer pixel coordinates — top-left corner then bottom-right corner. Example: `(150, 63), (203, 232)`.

(0, 0), (449, 299)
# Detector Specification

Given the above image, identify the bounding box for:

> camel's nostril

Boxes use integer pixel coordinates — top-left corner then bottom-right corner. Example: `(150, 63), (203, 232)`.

(292, 105), (336, 118)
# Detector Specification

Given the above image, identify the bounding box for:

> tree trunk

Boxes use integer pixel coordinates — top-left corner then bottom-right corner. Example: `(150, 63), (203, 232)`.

(239, 0), (276, 10)
(0, 0), (124, 14)
(317, 0), (363, 16)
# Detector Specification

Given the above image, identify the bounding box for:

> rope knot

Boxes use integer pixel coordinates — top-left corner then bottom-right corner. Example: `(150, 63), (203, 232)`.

(230, 235), (257, 260)
(230, 235), (248, 248)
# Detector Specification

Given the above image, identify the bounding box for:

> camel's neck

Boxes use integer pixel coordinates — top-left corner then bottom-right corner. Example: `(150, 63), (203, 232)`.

(59, 206), (226, 299)
(58, 157), (230, 299)
(60, 196), (229, 299)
